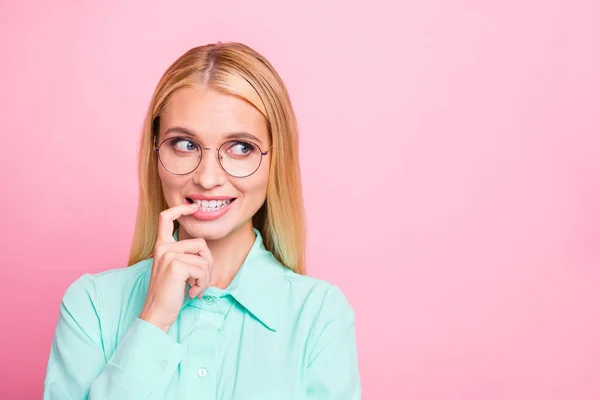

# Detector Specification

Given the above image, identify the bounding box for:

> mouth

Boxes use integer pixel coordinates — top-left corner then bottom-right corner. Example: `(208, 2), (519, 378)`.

(185, 197), (236, 212)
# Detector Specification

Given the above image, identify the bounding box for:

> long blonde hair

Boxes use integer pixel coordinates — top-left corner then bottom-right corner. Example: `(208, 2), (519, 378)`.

(128, 42), (306, 274)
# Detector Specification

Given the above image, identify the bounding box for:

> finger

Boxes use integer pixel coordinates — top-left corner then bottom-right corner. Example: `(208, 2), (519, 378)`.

(159, 238), (211, 257)
(156, 203), (200, 245)
(166, 253), (210, 273)
(188, 264), (211, 298)
(170, 256), (210, 278)
(197, 267), (212, 293)
(188, 285), (204, 299)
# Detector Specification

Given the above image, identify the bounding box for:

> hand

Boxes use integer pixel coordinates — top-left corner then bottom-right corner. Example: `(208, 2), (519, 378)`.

(139, 203), (214, 332)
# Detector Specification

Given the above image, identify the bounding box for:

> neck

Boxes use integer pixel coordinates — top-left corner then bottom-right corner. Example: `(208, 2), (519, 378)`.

(179, 223), (256, 289)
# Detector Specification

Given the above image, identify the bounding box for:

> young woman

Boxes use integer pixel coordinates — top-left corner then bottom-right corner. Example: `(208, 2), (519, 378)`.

(43, 42), (361, 399)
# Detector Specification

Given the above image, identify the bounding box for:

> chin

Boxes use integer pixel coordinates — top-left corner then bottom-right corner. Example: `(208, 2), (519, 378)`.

(178, 217), (252, 242)
(180, 221), (231, 241)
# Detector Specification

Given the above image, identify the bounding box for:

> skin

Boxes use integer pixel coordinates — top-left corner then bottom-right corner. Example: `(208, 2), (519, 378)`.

(139, 86), (271, 332)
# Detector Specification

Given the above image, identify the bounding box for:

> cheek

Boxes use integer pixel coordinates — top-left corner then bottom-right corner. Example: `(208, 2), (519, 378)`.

(158, 168), (171, 191)
(158, 167), (185, 201)
(238, 170), (269, 202)
(255, 164), (270, 196)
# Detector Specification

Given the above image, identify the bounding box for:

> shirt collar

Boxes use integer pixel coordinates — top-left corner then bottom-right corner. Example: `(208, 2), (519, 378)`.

(175, 228), (285, 331)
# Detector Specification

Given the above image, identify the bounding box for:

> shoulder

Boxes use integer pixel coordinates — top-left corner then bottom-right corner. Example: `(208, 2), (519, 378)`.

(280, 268), (355, 330)
(60, 259), (153, 314)
(278, 269), (356, 361)
(282, 269), (355, 321)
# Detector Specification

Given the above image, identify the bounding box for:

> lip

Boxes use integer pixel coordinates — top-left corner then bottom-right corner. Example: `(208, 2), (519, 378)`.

(185, 197), (236, 221)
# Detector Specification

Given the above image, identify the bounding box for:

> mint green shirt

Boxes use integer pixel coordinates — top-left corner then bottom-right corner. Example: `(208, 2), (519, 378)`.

(43, 229), (361, 399)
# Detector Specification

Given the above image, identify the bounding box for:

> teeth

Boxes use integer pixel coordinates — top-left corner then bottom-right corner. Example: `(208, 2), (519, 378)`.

(192, 199), (232, 211)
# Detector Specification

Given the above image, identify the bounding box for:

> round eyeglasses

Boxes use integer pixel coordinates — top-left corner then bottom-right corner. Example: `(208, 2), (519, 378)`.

(154, 135), (270, 178)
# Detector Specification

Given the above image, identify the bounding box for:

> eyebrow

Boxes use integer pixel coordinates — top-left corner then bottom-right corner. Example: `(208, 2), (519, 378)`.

(163, 126), (263, 145)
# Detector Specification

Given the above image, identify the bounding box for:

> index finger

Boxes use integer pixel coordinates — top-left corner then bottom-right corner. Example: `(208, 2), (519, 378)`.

(156, 203), (200, 244)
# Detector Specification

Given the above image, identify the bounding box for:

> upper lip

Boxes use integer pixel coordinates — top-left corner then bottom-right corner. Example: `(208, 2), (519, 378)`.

(186, 194), (236, 201)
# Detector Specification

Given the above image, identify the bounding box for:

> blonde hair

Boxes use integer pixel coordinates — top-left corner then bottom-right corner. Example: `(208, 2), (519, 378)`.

(127, 42), (306, 274)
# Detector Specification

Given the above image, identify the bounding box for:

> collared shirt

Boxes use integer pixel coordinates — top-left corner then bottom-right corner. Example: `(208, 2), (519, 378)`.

(43, 229), (361, 399)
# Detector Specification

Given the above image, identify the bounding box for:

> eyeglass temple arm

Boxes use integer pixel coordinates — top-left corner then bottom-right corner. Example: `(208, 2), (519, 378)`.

(261, 145), (273, 156)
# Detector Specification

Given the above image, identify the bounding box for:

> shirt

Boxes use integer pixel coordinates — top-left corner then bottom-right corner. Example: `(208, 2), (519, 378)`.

(43, 228), (361, 399)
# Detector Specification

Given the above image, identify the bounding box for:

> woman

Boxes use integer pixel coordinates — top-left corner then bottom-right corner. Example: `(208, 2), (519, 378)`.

(43, 42), (361, 399)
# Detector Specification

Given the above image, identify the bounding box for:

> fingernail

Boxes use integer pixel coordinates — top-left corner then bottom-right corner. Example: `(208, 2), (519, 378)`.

(190, 203), (200, 208)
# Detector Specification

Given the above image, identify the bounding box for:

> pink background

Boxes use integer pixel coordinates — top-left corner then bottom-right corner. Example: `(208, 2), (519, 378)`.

(1, 0), (599, 398)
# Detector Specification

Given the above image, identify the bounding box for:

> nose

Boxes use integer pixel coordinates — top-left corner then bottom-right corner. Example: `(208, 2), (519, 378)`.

(191, 149), (227, 189)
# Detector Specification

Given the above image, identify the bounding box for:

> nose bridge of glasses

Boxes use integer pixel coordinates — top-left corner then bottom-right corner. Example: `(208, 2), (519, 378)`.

(196, 146), (225, 175)
(200, 146), (223, 163)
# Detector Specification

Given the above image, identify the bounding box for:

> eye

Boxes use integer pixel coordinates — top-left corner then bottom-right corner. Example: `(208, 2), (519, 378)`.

(225, 141), (256, 157)
(170, 137), (199, 153)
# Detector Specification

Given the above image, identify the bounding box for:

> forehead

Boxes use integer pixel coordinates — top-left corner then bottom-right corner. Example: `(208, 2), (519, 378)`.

(159, 86), (268, 143)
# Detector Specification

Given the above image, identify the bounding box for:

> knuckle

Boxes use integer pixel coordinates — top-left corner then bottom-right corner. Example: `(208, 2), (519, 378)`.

(154, 243), (165, 257)
(195, 264), (208, 276)
(169, 258), (183, 273)
(161, 250), (175, 265)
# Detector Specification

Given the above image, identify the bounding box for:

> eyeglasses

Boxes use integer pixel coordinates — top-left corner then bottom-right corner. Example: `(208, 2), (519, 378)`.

(154, 135), (270, 178)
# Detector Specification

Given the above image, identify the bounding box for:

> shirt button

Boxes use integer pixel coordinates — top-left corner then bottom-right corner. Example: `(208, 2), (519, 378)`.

(197, 367), (208, 377)
(158, 360), (168, 371)
(204, 296), (217, 305)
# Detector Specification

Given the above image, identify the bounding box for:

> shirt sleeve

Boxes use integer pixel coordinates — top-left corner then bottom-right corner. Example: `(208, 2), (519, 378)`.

(306, 285), (362, 399)
(43, 273), (184, 400)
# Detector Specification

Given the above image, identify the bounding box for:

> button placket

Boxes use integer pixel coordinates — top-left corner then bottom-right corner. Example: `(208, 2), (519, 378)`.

(186, 302), (222, 399)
